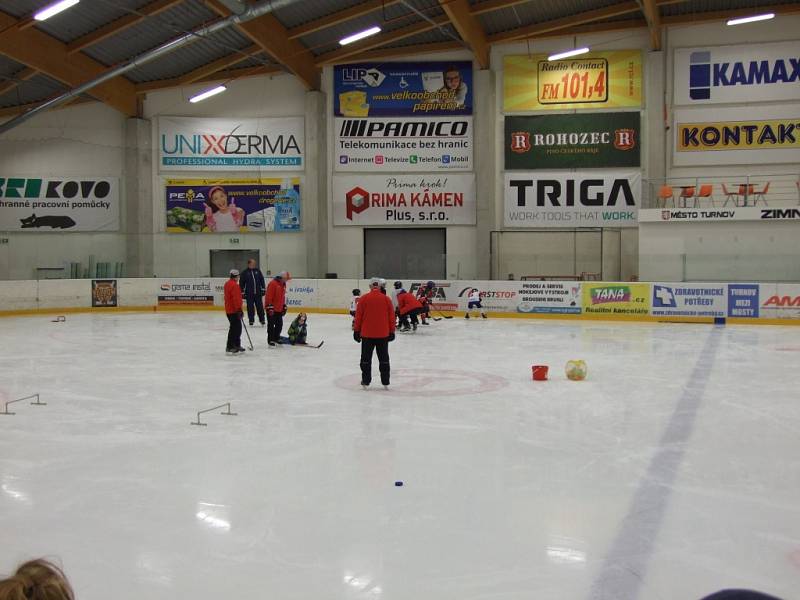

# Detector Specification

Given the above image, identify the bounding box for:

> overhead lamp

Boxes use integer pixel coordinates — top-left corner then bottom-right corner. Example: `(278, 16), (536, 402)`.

(339, 26), (381, 46)
(34, 0), (80, 21)
(547, 47), (590, 61)
(189, 85), (227, 103)
(726, 13), (775, 26)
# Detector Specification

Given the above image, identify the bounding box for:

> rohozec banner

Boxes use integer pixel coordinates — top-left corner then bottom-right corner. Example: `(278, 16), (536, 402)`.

(334, 61), (473, 117)
(503, 51), (642, 111)
(505, 112), (640, 169)
(504, 170), (640, 228)
(332, 174), (475, 226)
(158, 116), (304, 171)
(674, 41), (800, 105)
(335, 116), (473, 171)
(0, 176), (119, 232)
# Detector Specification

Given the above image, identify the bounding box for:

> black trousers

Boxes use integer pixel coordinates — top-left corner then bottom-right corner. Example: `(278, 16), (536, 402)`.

(245, 295), (265, 324)
(399, 308), (421, 328)
(226, 313), (242, 350)
(267, 312), (284, 343)
(360, 338), (390, 385)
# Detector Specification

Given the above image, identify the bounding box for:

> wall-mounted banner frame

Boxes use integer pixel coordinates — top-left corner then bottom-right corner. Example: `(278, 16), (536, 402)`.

(640, 207), (800, 223)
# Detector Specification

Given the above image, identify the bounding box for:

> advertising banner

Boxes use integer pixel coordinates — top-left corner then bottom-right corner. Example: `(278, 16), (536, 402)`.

(505, 112), (640, 169)
(503, 50), (642, 111)
(165, 178), (301, 233)
(728, 284), (759, 318)
(158, 116), (304, 171)
(504, 170), (640, 228)
(332, 174), (476, 226)
(0, 176), (119, 232)
(157, 278), (223, 306)
(582, 283), (650, 316)
(651, 283), (726, 317)
(673, 106), (800, 166)
(334, 61), (473, 116)
(434, 280), (583, 314)
(640, 207), (800, 223)
(91, 279), (118, 307)
(760, 283), (800, 319)
(674, 41), (800, 105)
(334, 116), (473, 171)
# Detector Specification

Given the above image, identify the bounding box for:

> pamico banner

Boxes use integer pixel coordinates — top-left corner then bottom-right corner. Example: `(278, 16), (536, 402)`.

(334, 61), (473, 117)
(504, 170), (640, 228)
(503, 51), (642, 111)
(0, 176), (119, 232)
(674, 41), (800, 105)
(335, 116), (473, 171)
(166, 178), (301, 233)
(332, 174), (476, 226)
(582, 283), (649, 317)
(505, 112), (640, 169)
(158, 116), (304, 171)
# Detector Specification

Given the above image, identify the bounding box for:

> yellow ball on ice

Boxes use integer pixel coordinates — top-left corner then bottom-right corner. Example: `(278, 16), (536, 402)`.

(565, 360), (587, 381)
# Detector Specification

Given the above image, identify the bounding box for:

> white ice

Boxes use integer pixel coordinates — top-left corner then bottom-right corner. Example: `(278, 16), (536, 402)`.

(1, 312), (799, 600)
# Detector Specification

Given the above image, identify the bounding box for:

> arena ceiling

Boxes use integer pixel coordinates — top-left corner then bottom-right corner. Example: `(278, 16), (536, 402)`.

(0, 0), (797, 117)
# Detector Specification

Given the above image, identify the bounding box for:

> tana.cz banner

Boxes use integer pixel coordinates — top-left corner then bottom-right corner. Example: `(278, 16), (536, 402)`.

(334, 116), (473, 171)
(673, 106), (800, 166)
(640, 207), (800, 223)
(0, 176), (119, 232)
(332, 174), (476, 226)
(158, 116), (304, 171)
(165, 178), (301, 233)
(503, 50), (642, 111)
(582, 283), (649, 316)
(674, 41), (800, 105)
(505, 112), (640, 169)
(504, 170), (641, 228)
(334, 61), (473, 117)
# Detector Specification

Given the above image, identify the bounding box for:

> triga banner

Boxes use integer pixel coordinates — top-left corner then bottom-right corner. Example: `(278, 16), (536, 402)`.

(0, 176), (119, 232)
(334, 116), (473, 171)
(158, 116), (304, 170)
(504, 170), (640, 228)
(165, 178), (301, 233)
(334, 61), (473, 116)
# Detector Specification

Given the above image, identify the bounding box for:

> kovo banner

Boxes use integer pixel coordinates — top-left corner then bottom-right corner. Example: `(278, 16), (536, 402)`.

(675, 41), (800, 105)
(503, 50), (642, 111)
(332, 174), (475, 226)
(640, 207), (800, 223)
(334, 61), (473, 117)
(0, 176), (119, 232)
(335, 116), (473, 172)
(166, 178), (300, 233)
(673, 106), (800, 166)
(504, 170), (640, 228)
(158, 116), (304, 171)
(505, 112), (640, 169)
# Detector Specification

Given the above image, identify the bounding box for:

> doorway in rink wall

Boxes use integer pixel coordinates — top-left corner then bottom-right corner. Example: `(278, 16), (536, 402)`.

(364, 228), (446, 280)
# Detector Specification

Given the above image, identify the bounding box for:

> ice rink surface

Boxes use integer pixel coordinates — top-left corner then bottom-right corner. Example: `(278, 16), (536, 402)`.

(1, 311), (799, 600)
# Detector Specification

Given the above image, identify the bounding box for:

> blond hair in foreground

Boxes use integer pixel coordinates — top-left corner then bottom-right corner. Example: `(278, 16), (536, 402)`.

(0, 559), (74, 600)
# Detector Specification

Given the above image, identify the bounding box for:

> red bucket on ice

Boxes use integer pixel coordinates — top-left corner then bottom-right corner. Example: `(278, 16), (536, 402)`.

(532, 365), (549, 381)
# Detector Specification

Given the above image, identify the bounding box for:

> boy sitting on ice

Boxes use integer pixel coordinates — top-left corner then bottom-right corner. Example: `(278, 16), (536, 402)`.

(286, 312), (308, 345)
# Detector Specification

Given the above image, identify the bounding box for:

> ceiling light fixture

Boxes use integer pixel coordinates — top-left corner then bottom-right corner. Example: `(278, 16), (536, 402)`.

(726, 12), (775, 26)
(189, 85), (227, 103)
(34, 0), (80, 21)
(339, 26), (381, 46)
(547, 47), (590, 61)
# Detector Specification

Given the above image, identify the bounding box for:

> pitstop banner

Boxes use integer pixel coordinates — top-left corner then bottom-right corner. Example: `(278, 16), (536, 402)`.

(0, 176), (119, 232)
(332, 174), (476, 226)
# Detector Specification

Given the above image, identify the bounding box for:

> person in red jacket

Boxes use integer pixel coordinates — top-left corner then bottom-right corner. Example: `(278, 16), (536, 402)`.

(395, 283), (423, 332)
(224, 269), (245, 354)
(265, 270), (291, 347)
(353, 277), (396, 388)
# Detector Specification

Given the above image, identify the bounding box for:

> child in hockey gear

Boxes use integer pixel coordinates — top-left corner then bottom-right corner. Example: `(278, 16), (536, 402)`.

(349, 289), (361, 318)
(265, 271), (290, 346)
(287, 312), (308, 345)
(353, 277), (395, 388)
(396, 287), (423, 331)
(465, 288), (487, 319)
(416, 280), (436, 324)
(224, 269), (245, 354)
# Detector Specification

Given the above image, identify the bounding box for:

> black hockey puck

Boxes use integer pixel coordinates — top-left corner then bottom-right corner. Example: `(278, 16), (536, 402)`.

(394, 481), (403, 487)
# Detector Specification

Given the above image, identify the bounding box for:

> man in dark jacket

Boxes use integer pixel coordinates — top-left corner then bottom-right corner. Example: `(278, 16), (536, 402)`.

(239, 258), (266, 326)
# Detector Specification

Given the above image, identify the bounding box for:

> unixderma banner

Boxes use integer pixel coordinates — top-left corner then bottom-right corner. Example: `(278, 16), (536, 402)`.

(674, 41), (800, 105)
(651, 283), (726, 318)
(334, 116), (473, 171)
(334, 61), (473, 116)
(332, 174), (476, 226)
(504, 170), (640, 228)
(165, 178), (301, 233)
(0, 176), (119, 232)
(503, 51), (642, 111)
(158, 116), (304, 170)
(505, 112), (640, 169)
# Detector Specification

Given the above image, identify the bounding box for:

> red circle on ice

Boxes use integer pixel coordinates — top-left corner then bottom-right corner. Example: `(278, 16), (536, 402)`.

(334, 368), (508, 396)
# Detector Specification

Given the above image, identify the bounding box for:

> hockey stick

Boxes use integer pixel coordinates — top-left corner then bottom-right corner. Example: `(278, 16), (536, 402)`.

(434, 309), (453, 319)
(278, 337), (324, 348)
(241, 319), (254, 351)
